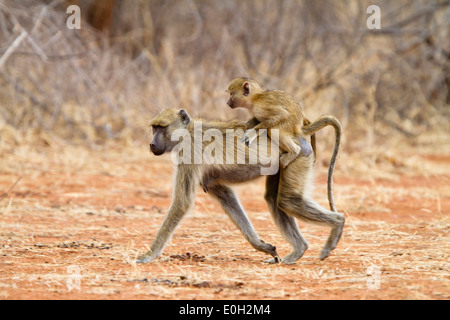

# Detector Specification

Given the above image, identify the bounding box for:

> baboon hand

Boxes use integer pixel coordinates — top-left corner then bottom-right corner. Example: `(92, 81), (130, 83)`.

(241, 129), (258, 146)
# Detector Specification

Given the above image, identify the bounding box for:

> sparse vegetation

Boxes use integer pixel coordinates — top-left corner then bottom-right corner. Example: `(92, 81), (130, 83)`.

(0, 0), (449, 149)
(0, 0), (449, 300)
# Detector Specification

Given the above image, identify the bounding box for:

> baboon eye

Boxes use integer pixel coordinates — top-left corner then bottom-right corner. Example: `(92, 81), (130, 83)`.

(152, 125), (165, 134)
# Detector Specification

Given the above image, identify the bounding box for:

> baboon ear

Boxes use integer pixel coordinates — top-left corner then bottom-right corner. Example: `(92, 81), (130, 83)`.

(178, 109), (190, 125)
(243, 82), (250, 96)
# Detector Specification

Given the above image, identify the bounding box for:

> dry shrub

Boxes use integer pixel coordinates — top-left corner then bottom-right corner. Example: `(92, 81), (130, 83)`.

(0, 0), (449, 152)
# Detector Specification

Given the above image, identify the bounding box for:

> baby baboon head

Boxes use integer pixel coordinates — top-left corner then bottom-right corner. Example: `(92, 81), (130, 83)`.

(149, 108), (190, 155)
(226, 77), (263, 109)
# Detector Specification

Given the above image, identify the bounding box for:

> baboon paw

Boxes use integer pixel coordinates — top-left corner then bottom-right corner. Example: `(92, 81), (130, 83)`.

(319, 248), (331, 261)
(136, 253), (155, 264)
(263, 258), (277, 264)
(241, 135), (250, 146)
(242, 130), (257, 146)
(247, 135), (257, 146)
(264, 256), (282, 264)
(263, 257), (295, 265)
(279, 155), (291, 169)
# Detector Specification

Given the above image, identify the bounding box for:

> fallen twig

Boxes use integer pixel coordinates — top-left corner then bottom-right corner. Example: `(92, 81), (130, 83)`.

(0, 176), (22, 201)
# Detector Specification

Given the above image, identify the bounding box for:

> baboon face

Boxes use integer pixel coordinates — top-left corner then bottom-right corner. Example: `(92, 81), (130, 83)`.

(150, 125), (168, 155)
(226, 78), (262, 109)
(226, 94), (235, 108)
(149, 108), (191, 156)
(226, 79), (248, 109)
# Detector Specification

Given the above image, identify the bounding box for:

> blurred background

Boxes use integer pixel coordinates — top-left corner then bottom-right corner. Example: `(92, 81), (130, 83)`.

(0, 0), (449, 156)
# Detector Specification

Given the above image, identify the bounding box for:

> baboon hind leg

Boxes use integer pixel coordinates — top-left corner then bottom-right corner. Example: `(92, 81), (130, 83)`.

(264, 171), (308, 264)
(277, 154), (345, 260)
(208, 183), (280, 261)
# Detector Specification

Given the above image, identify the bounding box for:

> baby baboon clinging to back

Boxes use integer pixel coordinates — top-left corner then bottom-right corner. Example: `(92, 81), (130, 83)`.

(226, 77), (313, 169)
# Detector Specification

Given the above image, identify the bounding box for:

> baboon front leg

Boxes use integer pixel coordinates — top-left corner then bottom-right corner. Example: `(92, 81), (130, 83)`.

(208, 184), (280, 261)
(264, 172), (308, 264)
(136, 167), (197, 263)
(136, 207), (189, 263)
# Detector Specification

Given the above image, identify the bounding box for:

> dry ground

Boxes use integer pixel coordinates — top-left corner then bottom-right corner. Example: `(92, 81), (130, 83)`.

(0, 143), (449, 300)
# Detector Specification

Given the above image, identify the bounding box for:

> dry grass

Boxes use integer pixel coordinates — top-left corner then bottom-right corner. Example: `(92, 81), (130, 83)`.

(0, 144), (449, 300)
(0, 0), (449, 300)
(0, 0), (449, 147)
(1, 195), (449, 299)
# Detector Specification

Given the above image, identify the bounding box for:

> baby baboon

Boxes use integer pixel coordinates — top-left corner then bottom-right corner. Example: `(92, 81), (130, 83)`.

(226, 77), (313, 169)
(227, 78), (340, 212)
(238, 113), (341, 213)
(137, 108), (344, 264)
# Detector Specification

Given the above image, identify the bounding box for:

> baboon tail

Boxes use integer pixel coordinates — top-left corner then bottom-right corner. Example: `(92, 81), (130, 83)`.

(303, 115), (342, 212)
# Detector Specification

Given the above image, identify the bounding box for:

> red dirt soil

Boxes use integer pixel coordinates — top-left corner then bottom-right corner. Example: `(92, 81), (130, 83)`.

(0, 147), (449, 300)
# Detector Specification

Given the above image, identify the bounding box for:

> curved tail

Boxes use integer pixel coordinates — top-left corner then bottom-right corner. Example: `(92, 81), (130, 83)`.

(302, 115), (342, 212)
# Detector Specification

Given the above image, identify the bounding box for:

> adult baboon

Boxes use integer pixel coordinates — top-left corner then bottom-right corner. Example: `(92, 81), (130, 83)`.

(137, 108), (344, 264)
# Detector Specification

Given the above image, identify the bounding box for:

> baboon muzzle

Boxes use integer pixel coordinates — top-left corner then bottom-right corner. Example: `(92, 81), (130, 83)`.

(149, 143), (165, 156)
(226, 97), (234, 108)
